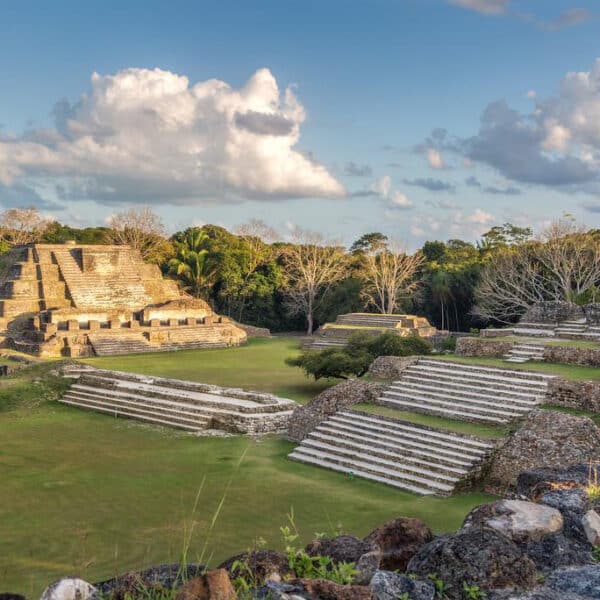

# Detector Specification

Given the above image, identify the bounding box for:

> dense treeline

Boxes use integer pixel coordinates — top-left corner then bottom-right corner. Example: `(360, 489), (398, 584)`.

(0, 207), (598, 333)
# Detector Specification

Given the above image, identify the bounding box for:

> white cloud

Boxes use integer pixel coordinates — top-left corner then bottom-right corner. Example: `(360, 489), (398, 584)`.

(447, 0), (509, 16)
(466, 208), (494, 225)
(427, 148), (445, 169)
(390, 190), (413, 209)
(463, 58), (600, 188)
(0, 67), (344, 207)
(372, 175), (392, 197)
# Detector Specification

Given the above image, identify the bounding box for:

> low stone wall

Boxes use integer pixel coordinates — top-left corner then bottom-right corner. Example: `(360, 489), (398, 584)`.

(584, 303), (600, 324)
(456, 336), (514, 358)
(367, 356), (419, 379)
(543, 345), (600, 367)
(522, 301), (584, 323)
(546, 378), (600, 412)
(234, 322), (271, 338)
(287, 379), (385, 442)
(481, 328), (514, 338)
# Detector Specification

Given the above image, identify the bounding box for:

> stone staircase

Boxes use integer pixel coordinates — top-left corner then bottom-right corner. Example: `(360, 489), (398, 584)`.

(289, 410), (494, 495)
(88, 333), (156, 355)
(60, 367), (296, 434)
(336, 314), (408, 327)
(555, 319), (588, 337)
(513, 322), (556, 337)
(377, 358), (554, 424)
(504, 341), (546, 363)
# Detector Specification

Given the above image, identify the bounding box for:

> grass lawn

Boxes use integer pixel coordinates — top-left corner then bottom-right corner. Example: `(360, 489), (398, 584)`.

(430, 354), (600, 381)
(0, 402), (493, 595)
(352, 404), (507, 439)
(80, 337), (332, 404)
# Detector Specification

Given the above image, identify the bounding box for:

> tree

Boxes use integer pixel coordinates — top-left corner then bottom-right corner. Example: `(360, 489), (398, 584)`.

(350, 232), (388, 255)
(479, 223), (533, 252)
(0, 207), (49, 247)
(106, 206), (169, 263)
(283, 230), (348, 334)
(168, 228), (219, 300)
(360, 239), (423, 314)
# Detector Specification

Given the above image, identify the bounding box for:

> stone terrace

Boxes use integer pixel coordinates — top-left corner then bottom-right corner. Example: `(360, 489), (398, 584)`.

(61, 366), (296, 435)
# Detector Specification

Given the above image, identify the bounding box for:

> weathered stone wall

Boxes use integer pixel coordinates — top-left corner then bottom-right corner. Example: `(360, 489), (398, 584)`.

(584, 303), (600, 324)
(481, 328), (514, 338)
(456, 336), (514, 358)
(543, 345), (600, 367)
(287, 379), (385, 442)
(233, 322), (271, 338)
(546, 378), (600, 412)
(522, 301), (584, 324)
(367, 356), (419, 379)
(486, 409), (600, 494)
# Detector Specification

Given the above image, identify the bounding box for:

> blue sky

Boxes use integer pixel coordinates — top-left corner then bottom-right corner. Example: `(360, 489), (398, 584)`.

(1, 0), (599, 247)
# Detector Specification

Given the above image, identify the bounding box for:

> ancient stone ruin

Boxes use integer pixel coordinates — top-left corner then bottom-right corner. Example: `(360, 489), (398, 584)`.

(304, 312), (436, 349)
(0, 243), (246, 356)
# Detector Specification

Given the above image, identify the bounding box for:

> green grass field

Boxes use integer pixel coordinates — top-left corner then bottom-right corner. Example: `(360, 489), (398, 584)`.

(5, 336), (599, 594)
(81, 337), (331, 404)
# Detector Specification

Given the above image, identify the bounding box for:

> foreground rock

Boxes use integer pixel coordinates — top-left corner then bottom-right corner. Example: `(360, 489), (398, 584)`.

(463, 500), (563, 543)
(176, 570), (236, 600)
(407, 528), (537, 599)
(40, 579), (97, 600)
(287, 379), (384, 442)
(487, 410), (600, 493)
(369, 571), (434, 600)
(364, 517), (433, 571)
(218, 550), (293, 585)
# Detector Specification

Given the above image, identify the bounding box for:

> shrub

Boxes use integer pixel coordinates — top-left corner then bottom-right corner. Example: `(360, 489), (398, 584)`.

(288, 331), (431, 380)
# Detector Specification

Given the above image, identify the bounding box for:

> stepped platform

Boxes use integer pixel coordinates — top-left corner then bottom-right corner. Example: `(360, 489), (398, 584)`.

(289, 410), (494, 495)
(60, 366), (296, 434)
(378, 358), (553, 424)
(0, 243), (246, 356)
(303, 312), (436, 350)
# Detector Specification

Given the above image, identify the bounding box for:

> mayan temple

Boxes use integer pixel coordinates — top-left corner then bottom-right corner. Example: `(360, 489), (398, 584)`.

(0, 242), (247, 357)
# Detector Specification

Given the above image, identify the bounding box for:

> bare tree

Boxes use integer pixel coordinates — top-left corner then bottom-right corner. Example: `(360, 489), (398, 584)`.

(474, 219), (600, 322)
(0, 207), (50, 246)
(283, 229), (348, 334)
(359, 239), (423, 314)
(474, 245), (550, 322)
(106, 206), (168, 263)
(235, 218), (282, 272)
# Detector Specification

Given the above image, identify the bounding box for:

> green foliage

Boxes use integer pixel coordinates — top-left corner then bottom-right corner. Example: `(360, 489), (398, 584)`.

(280, 512), (358, 585)
(287, 332), (431, 381)
(427, 573), (449, 598)
(462, 582), (487, 599)
(592, 546), (600, 563)
(440, 335), (457, 352)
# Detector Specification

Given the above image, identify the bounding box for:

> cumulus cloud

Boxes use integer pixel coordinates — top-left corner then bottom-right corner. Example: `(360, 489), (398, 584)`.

(389, 191), (413, 209)
(447, 0), (509, 15)
(427, 148), (446, 169)
(461, 59), (600, 188)
(0, 67), (344, 206)
(403, 177), (455, 192)
(343, 161), (372, 177)
(367, 175), (413, 210)
(464, 176), (520, 195)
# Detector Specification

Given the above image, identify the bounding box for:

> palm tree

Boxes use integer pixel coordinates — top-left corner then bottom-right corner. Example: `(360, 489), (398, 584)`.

(430, 270), (453, 331)
(168, 229), (218, 299)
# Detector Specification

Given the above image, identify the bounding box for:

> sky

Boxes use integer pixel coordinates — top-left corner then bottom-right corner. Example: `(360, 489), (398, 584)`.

(1, 0), (600, 248)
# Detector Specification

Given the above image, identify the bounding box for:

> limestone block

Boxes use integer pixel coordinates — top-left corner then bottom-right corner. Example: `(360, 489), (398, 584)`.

(43, 322), (58, 334)
(150, 318), (161, 327)
(29, 316), (41, 329)
(168, 318), (179, 327)
(204, 315), (216, 325)
(186, 317), (197, 326)
(108, 320), (120, 329)
(88, 320), (100, 330)
(67, 319), (79, 331)
(582, 510), (600, 546)
(129, 319), (140, 329)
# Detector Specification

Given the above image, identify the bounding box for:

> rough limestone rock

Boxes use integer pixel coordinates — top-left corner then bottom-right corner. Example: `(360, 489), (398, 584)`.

(305, 535), (375, 564)
(407, 529), (537, 599)
(369, 571), (435, 600)
(364, 517), (433, 572)
(299, 578), (373, 600)
(287, 379), (384, 442)
(463, 500), (563, 543)
(455, 337), (514, 358)
(487, 410), (600, 493)
(218, 550), (293, 585)
(521, 531), (592, 572)
(175, 570), (236, 600)
(522, 301), (584, 323)
(546, 377), (600, 412)
(488, 590), (585, 600)
(546, 565), (600, 598)
(583, 510), (600, 545)
(94, 564), (205, 595)
(40, 579), (97, 600)
(0, 595), (25, 600)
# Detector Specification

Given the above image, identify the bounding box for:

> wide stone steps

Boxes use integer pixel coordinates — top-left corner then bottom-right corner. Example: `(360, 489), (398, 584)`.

(378, 359), (552, 424)
(504, 343), (546, 364)
(60, 395), (209, 432)
(59, 367), (295, 435)
(289, 411), (493, 495)
(89, 335), (155, 355)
